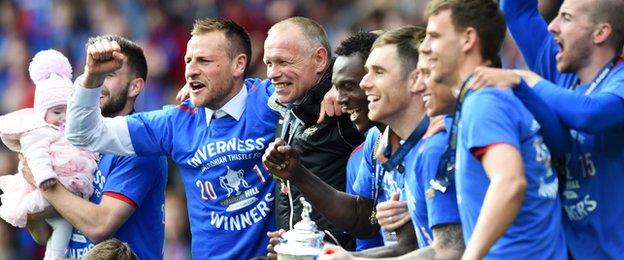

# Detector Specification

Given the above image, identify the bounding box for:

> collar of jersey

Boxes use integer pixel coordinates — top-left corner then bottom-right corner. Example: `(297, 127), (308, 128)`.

(204, 84), (247, 126)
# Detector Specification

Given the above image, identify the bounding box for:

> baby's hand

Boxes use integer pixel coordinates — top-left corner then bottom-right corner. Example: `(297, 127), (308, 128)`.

(39, 179), (58, 191)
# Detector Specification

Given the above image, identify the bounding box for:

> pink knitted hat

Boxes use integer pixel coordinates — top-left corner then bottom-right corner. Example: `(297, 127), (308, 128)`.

(29, 49), (74, 120)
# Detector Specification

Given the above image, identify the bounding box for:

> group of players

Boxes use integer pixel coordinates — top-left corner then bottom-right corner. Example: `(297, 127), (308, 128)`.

(20, 0), (624, 259)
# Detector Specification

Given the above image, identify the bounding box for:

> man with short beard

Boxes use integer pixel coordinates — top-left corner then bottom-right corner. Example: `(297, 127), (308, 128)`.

(25, 35), (168, 259)
(501, 0), (624, 258)
(62, 19), (281, 259)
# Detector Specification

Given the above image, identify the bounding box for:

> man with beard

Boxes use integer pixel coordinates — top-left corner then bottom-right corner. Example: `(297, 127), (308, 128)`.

(501, 0), (624, 258)
(25, 35), (168, 259)
(172, 17), (365, 251)
(63, 19), (280, 259)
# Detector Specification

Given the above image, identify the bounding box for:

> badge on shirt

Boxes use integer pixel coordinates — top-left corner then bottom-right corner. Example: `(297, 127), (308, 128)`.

(302, 125), (318, 138)
(426, 187), (436, 199)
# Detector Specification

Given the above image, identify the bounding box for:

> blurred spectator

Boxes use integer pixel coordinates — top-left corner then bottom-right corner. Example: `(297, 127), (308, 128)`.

(164, 190), (191, 260)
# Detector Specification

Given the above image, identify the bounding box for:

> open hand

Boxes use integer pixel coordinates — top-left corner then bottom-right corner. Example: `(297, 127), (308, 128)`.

(375, 193), (410, 231)
(318, 86), (342, 124)
(513, 69), (543, 87)
(176, 82), (191, 102)
(471, 66), (520, 90)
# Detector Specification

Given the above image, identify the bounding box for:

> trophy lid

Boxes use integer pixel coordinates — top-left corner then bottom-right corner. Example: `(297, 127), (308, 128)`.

(274, 197), (324, 257)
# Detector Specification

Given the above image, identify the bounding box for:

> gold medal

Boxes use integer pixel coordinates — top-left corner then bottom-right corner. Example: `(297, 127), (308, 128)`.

(369, 210), (378, 225)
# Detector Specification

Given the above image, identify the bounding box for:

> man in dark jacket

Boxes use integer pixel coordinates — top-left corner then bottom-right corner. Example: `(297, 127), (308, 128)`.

(263, 16), (364, 250)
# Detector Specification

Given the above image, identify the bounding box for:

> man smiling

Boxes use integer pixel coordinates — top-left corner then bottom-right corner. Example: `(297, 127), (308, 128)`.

(501, 0), (624, 257)
(264, 17), (364, 249)
(418, 0), (566, 258)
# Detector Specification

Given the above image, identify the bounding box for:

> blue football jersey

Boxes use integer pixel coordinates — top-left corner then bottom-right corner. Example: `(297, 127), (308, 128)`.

(456, 88), (566, 259)
(352, 127), (404, 245)
(124, 79), (279, 259)
(403, 117), (460, 249)
(346, 141), (384, 251)
(67, 154), (168, 260)
(502, 0), (624, 257)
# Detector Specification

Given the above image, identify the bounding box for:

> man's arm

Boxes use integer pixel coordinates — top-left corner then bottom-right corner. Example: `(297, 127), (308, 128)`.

(21, 164), (135, 244)
(511, 79), (571, 157)
(293, 168), (378, 237)
(530, 79), (624, 133)
(320, 224), (461, 260)
(352, 221), (418, 258)
(263, 139), (379, 238)
(65, 39), (135, 155)
(462, 144), (526, 259)
(500, 0), (560, 82)
(376, 223), (464, 260)
(471, 67), (572, 157)
(43, 183), (135, 243)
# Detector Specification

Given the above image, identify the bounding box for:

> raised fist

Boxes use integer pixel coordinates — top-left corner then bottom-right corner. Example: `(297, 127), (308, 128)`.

(82, 39), (126, 88)
(262, 138), (300, 180)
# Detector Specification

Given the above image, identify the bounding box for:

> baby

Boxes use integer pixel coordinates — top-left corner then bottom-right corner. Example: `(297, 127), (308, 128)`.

(0, 49), (98, 259)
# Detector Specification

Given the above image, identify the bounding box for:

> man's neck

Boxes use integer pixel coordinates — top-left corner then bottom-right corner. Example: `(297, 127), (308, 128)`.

(449, 54), (490, 96)
(209, 79), (245, 110)
(577, 47), (618, 84)
(458, 55), (489, 86)
(389, 107), (426, 140)
(115, 103), (135, 117)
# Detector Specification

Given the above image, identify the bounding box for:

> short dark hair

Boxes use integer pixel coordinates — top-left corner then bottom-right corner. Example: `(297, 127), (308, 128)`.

(83, 238), (137, 260)
(191, 18), (252, 73)
(426, 0), (506, 64)
(589, 0), (624, 51)
(372, 25), (425, 78)
(335, 31), (380, 60)
(87, 35), (147, 81)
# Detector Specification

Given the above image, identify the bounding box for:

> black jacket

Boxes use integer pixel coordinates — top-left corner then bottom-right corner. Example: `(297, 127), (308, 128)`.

(269, 60), (365, 249)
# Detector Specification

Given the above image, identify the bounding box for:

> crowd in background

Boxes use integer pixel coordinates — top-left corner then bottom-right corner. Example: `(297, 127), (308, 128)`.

(0, 0), (562, 259)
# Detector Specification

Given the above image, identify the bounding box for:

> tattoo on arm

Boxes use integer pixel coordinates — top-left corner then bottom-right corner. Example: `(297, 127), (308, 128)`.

(432, 223), (465, 258)
(395, 224), (464, 260)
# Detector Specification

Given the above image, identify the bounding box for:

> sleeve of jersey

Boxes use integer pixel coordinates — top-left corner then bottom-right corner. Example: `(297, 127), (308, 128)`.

(532, 78), (624, 133)
(66, 80), (135, 155)
(512, 80), (571, 157)
(102, 155), (166, 208)
(246, 77), (275, 100)
(500, 0), (560, 82)
(352, 131), (378, 199)
(125, 109), (173, 157)
(346, 144), (365, 195)
(463, 90), (521, 152)
(422, 137), (461, 228)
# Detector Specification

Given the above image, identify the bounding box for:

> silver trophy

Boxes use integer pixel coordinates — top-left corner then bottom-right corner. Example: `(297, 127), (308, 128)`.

(274, 197), (325, 259)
